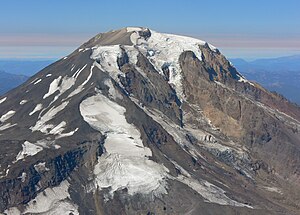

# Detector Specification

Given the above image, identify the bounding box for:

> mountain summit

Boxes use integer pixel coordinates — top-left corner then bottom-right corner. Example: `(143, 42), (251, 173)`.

(1, 27), (300, 214)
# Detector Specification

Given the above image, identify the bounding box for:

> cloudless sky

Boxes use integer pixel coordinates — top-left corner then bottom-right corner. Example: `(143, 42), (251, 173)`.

(1, 0), (300, 59)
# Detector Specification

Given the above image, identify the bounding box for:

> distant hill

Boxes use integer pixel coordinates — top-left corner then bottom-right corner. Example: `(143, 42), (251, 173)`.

(230, 55), (300, 105)
(0, 70), (29, 95)
(0, 59), (54, 95)
(0, 59), (54, 76)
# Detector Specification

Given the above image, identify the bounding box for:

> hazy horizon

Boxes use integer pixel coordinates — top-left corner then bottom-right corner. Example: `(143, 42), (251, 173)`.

(1, 0), (300, 60)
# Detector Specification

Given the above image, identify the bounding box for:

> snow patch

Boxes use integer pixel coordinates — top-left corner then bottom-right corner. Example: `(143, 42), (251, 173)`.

(49, 121), (66, 135)
(126, 27), (143, 32)
(5, 181), (79, 215)
(30, 101), (69, 134)
(104, 79), (123, 100)
(67, 63), (95, 98)
(71, 64), (76, 71)
(237, 74), (254, 86)
(43, 76), (62, 99)
(91, 45), (123, 81)
(0, 110), (15, 122)
(0, 97), (7, 104)
(34, 162), (49, 173)
(19, 100), (27, 105)
(48, 121), (78, 138)
(47, 76), (76, 105)
(46, 73), (52, 77)
(263, 186), (282, 194)
(57, 127), (79, 138)
(0, 123), (17, 131)
(33, 79), (42, 85)
(15, 141), (43, 162)
(72, 64), (87, 78)
(177, 175), (253, 208)
(80, 93), (168, 197)
(29, 103), (43, 116)
(18, 172), (26, 183)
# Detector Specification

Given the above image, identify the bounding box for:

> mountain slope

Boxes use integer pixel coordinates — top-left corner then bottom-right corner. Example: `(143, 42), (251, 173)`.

(0, 27), (300, 215)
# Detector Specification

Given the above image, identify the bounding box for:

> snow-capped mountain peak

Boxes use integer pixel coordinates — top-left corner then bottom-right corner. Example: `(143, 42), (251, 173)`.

(1, 27), (300, 214)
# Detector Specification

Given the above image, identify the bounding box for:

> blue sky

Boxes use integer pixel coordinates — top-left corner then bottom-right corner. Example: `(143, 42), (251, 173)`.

(1, 0), (300, 59)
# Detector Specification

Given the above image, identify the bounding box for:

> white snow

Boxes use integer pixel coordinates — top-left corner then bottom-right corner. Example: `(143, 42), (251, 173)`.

(34, 162), (49, 173)
(18, 172), (26, 183)
(30, 78), (39, 84)
(47, 121), (78, 138)
(25, 181), (78, 215)
(0, 165), (11, 179)
(72, 64), (87, 78)
(263, 186), (282, 194)
(71, 64), (76, 71)
(49, 76), (76, 105)
(80, 64), (94, 87)
(29, 103), (43, 116)
(126, 27), (143, 32)
(43, 76), (62, 99)
(90, 29), (217, 101)
(80, 93), (168, 197)
(237, 74), (254, 86)
(33, 79), (42, 85)
(104, 79), (123, 100)
(30, 101), (69, 133)
(42, 75), (76, 106)
(0, 110), (15, 122)
(123, 45), (139, 65)
(40, 74), (76, 106)
(67, 63), (95, 98)
(4, 180), (79, 215)
(3, 207), (21, 215)
(46, 73), (52, 77)
(129, 29), (216, 101)
(0, 97), (7, 104)
(177, 175), (253, 208)
(91, 45), (123, 81)
(49, 121), (66, 135)
(57, 127), (79, 138)
(19, 100), (27, 105)
(63, 56), (68, 60)
(0, 123), (17, 131)
(15, 141), (43, 162)
(54, 144), (61, 149)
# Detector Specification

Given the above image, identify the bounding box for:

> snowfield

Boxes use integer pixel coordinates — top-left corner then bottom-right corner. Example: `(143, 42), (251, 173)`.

(80, 92), (168, 197)
(4, 181), (79, 215)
